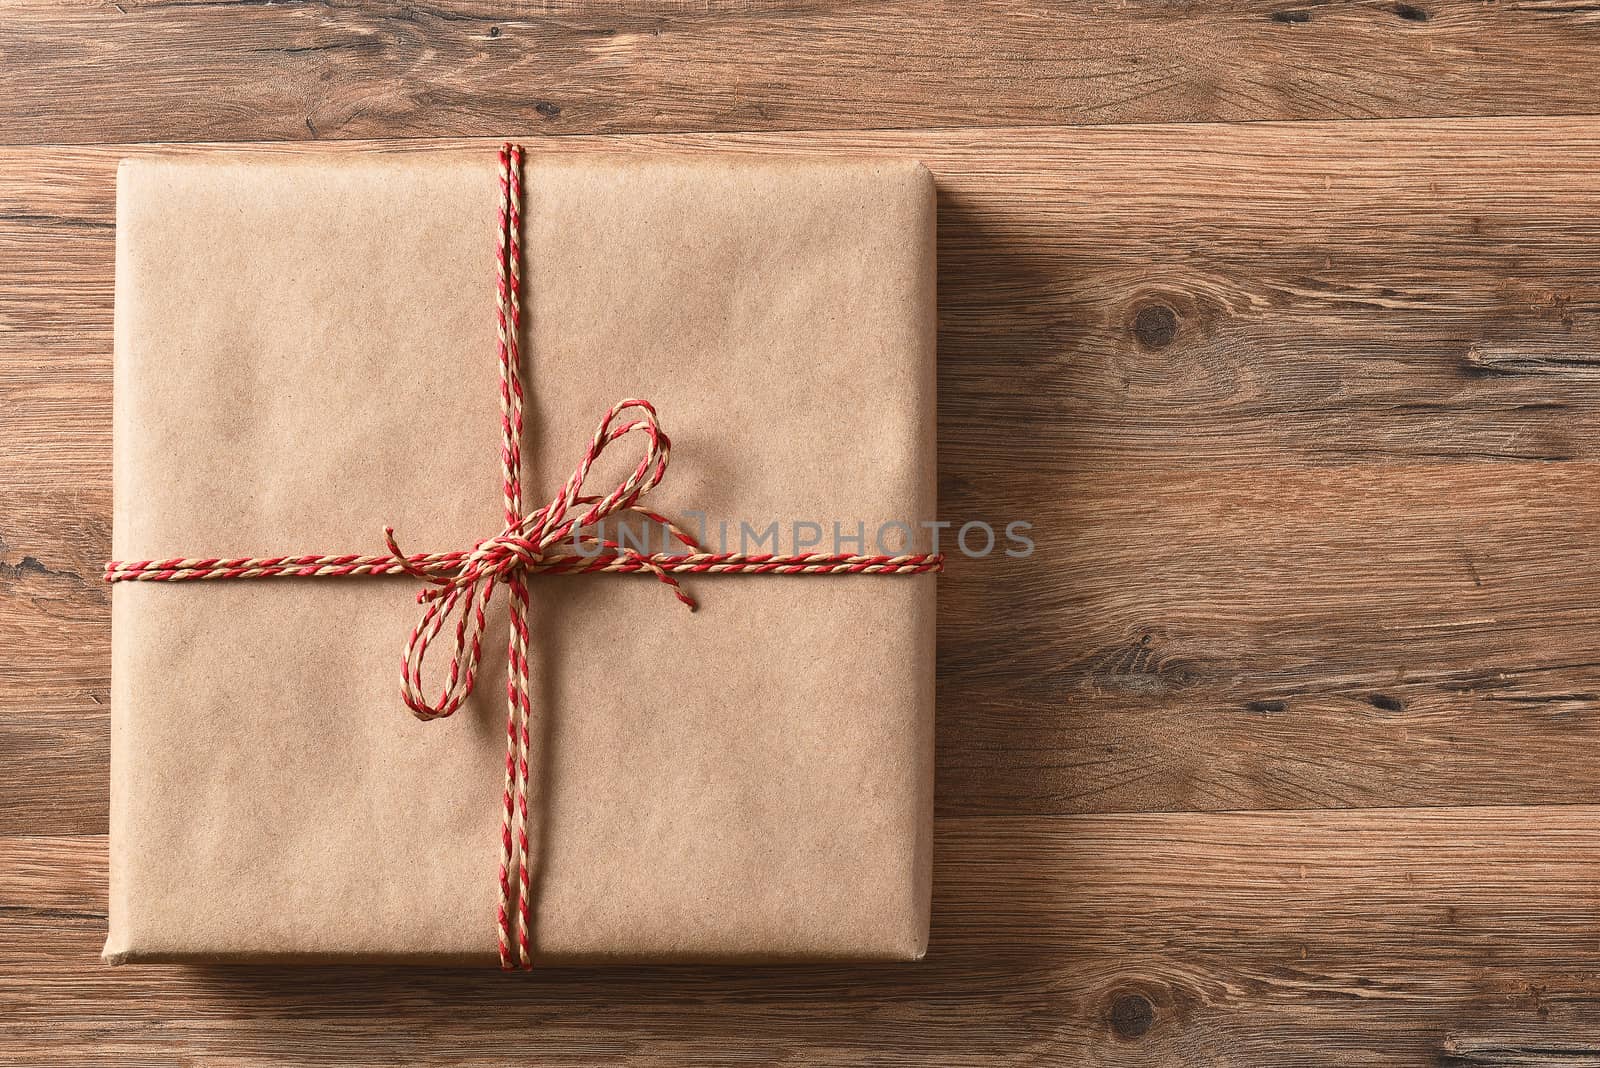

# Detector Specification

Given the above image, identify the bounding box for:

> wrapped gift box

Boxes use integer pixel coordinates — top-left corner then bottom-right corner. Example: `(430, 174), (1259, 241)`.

(105, 148), (936, 964)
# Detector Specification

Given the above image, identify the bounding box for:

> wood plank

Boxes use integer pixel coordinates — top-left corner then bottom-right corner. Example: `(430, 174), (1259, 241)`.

(5, 811), (1600, 1064)
(13, 462), (1600, 830)
(5, 0), (1600, 144)
(939, 461), (1600, 815)
(10, 121), (1600, 468)
(9, 119), (1600, 827)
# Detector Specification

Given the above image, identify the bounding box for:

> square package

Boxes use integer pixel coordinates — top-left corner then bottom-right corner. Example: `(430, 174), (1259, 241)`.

(106, 150), (936, 964)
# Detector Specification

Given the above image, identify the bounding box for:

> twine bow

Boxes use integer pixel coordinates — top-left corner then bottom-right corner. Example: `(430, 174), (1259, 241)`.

(383, 397), (696, 723)
(104, 143), (943, 970)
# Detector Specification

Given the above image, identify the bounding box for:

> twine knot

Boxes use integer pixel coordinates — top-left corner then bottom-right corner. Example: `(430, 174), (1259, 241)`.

(467, 531), (545, 576)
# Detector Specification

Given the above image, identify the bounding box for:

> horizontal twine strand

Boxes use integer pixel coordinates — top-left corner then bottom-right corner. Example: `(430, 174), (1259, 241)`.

(104, 551), (942, 582)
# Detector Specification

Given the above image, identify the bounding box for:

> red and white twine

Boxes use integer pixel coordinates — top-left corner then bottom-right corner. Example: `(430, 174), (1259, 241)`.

(104, 143), (943, 969)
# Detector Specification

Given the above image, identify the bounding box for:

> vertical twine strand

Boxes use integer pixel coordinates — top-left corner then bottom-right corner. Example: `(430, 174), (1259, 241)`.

(493, 143), (528, 970)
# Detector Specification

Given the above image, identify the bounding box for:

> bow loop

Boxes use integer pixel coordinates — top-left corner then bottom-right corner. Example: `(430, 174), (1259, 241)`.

(535, 398), (672, 546)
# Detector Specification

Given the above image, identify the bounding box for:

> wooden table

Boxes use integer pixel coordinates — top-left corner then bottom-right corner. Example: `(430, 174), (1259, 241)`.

(5, 5), (1600, 1065)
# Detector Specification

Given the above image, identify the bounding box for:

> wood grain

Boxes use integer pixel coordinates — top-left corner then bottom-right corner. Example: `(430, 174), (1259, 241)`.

(6, 21), (1600, 1049)
(6, 810), (1600, 1066)
(8, 120), (1600, 832)
(5, 0), (1600, 144)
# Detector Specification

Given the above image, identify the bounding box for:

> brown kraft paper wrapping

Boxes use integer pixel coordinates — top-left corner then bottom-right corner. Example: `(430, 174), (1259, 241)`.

(105, 150), (937, 964)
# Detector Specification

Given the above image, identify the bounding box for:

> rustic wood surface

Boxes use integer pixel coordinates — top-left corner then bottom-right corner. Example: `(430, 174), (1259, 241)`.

(7, 810), (1600, 1066)
(5, 8), (1600, 1065)
(7, 0), (1600, 143)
